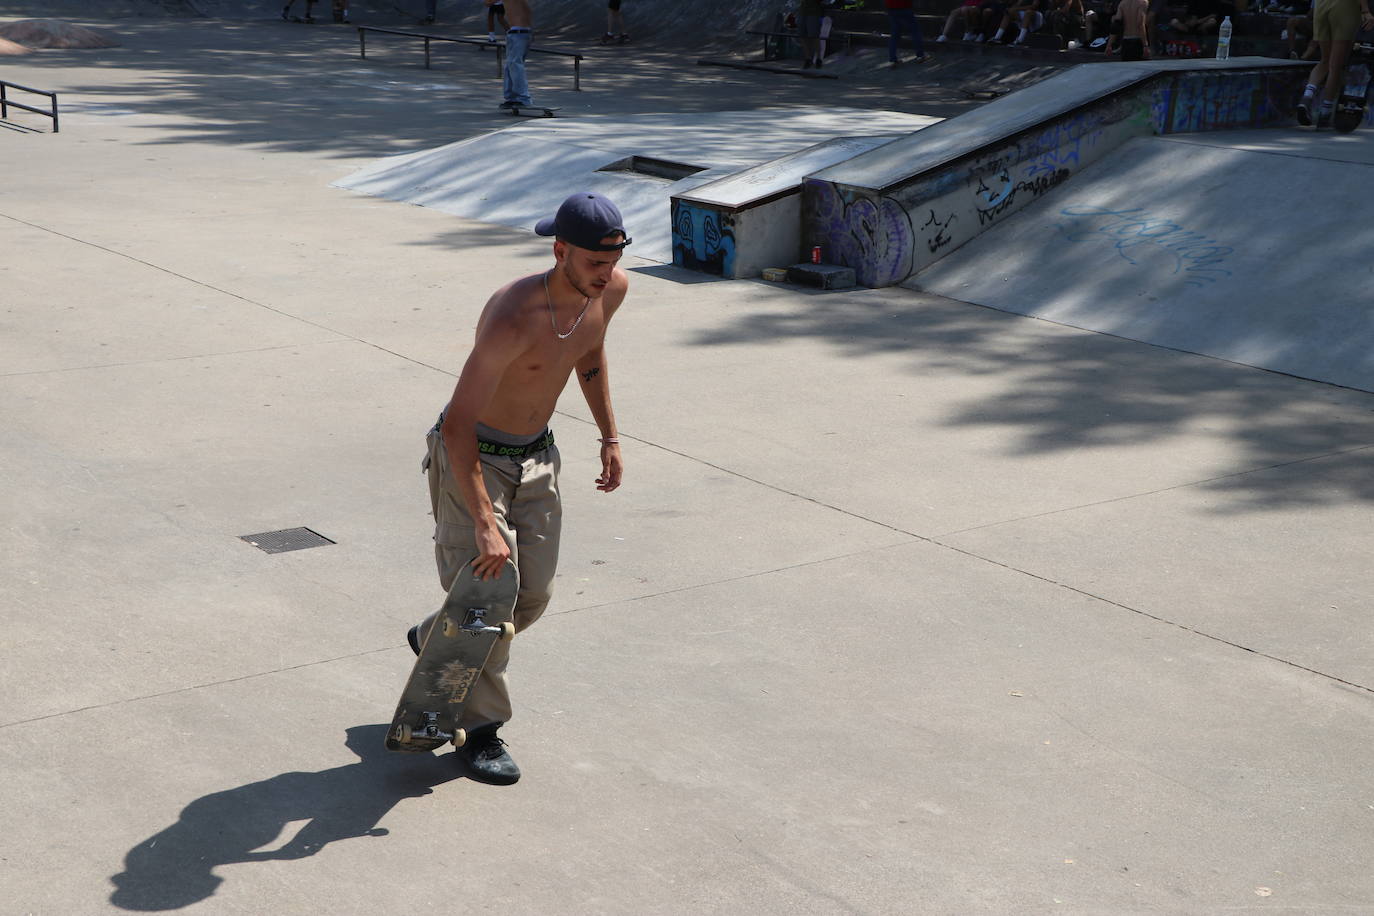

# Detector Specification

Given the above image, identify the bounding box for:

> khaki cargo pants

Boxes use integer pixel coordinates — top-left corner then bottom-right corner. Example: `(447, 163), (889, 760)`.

(419, 421), (562, 731)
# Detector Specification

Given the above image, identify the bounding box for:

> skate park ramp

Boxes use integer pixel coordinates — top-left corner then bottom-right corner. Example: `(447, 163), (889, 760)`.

(333, 109), (939, 264)
(909, 128), (1374, 393)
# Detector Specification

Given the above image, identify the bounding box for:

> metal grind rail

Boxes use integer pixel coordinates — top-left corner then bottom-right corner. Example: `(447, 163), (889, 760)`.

(1, 80), (59, 132)
(356, 27), (584, 91)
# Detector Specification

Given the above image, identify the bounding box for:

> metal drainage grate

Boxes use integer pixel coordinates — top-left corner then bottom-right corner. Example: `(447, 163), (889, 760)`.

(240, 527), (336, 554)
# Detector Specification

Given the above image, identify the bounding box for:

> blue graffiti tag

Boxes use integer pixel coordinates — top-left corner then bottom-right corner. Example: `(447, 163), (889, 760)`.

(1055, 205), (1233, 287)
(671, 201), (737, 277)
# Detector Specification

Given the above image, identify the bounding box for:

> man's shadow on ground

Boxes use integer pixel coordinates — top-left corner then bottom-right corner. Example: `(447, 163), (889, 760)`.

(109, 724), (461, 912)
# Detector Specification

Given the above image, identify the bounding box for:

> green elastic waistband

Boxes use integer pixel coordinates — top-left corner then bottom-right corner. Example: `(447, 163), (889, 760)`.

(477, 429), (555, 458)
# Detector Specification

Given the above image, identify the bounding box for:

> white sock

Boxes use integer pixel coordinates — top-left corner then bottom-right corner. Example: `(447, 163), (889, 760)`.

(1017, 27), (1028, 41)
(993, 27), (1005, 39)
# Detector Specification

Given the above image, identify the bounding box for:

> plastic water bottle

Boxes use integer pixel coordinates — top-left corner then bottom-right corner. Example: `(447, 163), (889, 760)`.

(1216, 16), (1232, 59)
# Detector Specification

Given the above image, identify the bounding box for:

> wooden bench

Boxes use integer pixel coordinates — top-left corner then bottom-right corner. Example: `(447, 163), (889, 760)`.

(356, 26), (585, 90)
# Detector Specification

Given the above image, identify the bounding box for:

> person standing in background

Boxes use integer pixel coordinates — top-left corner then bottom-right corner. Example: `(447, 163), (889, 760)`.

(497, 0), (535, 109)
(885, 0), (929, 63)
(1297, 0), (1374, 126)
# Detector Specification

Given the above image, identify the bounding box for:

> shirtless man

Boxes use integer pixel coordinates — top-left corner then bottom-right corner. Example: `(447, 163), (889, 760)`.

(1115, 0), (1150, 58)
(411, 192), (630, 784)
(495, 0), (535, 109)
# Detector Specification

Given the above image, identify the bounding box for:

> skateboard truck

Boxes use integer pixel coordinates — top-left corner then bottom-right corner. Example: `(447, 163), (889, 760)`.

(445, 608), (516, 640)
(391, 711), (466, 747)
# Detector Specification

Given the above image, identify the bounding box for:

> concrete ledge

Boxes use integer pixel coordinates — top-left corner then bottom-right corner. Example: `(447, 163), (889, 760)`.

(669, 129), (933, 278)
(801, 57), (1308, 288)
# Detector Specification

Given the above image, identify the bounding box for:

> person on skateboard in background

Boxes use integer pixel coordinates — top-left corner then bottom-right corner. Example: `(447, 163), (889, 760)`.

(497, 0), (536, 110)
(1297, 0), (1374, 126)
(411, 192), (631, 784)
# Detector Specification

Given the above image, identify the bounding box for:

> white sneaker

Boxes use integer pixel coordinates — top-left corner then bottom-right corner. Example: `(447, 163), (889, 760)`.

(937, 34), (948, 41)
(488, 31), (498, 41)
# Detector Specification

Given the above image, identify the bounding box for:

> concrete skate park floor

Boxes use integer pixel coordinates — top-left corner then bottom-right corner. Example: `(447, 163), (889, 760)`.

(5, 13), (1374, 915)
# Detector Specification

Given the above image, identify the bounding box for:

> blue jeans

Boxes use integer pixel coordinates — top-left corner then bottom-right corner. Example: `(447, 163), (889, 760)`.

(503, 28), (532, 106)
(887, 8), (925, 60)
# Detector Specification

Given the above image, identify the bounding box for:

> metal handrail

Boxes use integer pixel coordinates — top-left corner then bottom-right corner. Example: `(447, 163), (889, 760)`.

(356, 26), (584, 90)
(0, 80), (58, 132)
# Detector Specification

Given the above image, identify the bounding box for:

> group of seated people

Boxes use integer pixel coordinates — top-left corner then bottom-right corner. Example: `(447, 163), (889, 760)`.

(931, 0), (1238, 52)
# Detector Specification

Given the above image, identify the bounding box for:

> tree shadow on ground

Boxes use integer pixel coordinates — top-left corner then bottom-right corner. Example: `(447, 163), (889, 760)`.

(108, 724), (460, 912)
(13, 16), (1000, 158)
(690, 285), (1374, 514)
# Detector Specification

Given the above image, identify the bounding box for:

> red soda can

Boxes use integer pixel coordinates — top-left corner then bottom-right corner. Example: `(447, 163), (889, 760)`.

(811, 246), (821, 264)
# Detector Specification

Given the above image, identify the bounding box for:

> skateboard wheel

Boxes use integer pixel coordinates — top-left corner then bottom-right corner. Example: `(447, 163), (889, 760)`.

(452, 728), (467, 748)
(396, 724), (413, 743)
(499, 622), (516, 641)
(443, 618), (458, 637)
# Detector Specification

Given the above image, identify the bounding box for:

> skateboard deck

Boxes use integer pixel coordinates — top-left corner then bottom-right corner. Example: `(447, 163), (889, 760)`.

(505, 105), (561, 118)
(385, 559), (518, 753)
(1335, 31), (1374, 133)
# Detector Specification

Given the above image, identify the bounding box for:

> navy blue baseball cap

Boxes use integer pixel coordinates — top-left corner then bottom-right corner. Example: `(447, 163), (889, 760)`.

(535, 192), (631, 251)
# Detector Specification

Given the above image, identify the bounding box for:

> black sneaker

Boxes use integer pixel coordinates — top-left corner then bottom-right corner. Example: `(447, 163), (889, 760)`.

(1296, 99), (1312, 126)
(499, 100), (519, 110)
(459, 725), (521, 785)
(407, 625), (421, 656)
(1315, 107), (1332, 129)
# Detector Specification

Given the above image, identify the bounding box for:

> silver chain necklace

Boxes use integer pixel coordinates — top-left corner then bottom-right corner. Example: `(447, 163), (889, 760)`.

(544, 270), (591, 340)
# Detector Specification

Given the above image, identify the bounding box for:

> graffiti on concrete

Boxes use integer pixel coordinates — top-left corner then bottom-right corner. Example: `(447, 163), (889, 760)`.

(921, 209), (957, 254)
(672, 201), (737, 277)
(960, 108), (1108, 230)
(803, 68), (1276, 288)
(1055, 205), (1234, 287)
(1018, 109), (1110, 180)
(973, 167), (1071, 226)
(805, 181), (913, 288)
(1150, 72), (1294, 134)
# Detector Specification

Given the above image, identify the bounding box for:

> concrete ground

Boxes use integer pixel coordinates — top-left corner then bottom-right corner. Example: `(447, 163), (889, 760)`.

(3, 13), (1374, 916)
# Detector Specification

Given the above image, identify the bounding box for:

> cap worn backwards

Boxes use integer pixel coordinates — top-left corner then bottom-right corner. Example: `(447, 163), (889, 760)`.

(535, 192), (632, 252)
